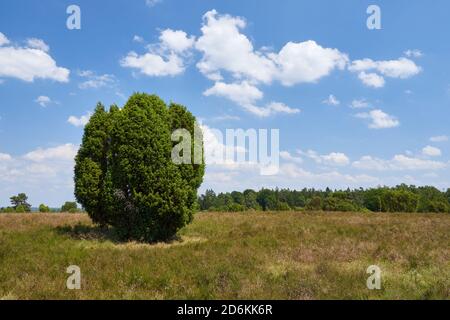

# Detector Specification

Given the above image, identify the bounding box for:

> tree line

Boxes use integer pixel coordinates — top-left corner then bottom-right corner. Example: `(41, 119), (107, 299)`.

(0, 193), (81, 213)
(198, 184), (450, 213)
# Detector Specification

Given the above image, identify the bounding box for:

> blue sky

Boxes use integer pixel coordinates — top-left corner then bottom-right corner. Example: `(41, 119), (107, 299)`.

(0, 0), (449, 206)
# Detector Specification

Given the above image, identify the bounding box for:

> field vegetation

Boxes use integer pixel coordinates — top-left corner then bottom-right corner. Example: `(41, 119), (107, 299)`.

(0, 211), (448, 300)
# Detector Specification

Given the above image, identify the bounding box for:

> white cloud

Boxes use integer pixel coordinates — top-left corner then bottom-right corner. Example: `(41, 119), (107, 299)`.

(241, 101), (300, 118)
(121, 28), (194, 77)
(24, 144), (78, 162)
(209, 114), (241, 122)
(0, 144), (78, 206)
(159, 29), (195, 53)
(430, 135), (448, 143)
(280, 151), (303, 164)
(195, 10), (277, 84)
(350, 57), (421, 87)
(203, 81), (299, 117)
(133, 35), (144, 43)
(404, 49), (423, 58)
(264, 102), (300, 115)
(349, 58), (421, 79)
(145, 0), (162, 7)
(203, 81), (263, 106)
(357, 72), (385, 88)
(68, 112), (92, 127)
(271, 40), (348, 86)
(0, 33), (69, 82)
(78, 70), (116, 89)
(121, 51), (184, 76)
(322, 94), (340, 106)
(353, 154), (448, 171)
(279, 163), (378, 186)
(200, 124), (246, 167)
(0, 153), (12, 161)
(422, 145), (442, 157)
(356, 109), (399, 129)
(0, 32), (9, 46)
(301, 150), (350, 166)
(26, 38), (50, 52)
(350, 99), (370, 109)
(196, 12), (348, 86)
(35, 95), (53, 107)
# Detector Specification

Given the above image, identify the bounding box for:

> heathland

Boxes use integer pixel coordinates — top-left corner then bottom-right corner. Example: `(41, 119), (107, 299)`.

(0, 211), (448, 299)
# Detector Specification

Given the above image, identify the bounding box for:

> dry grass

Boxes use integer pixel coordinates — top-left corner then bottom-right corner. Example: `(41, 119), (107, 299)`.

(0, 211), (448, 300)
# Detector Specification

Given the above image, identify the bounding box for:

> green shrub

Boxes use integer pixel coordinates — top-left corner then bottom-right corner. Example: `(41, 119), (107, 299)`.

(322, 197), (359, 212)
(276, 202), (291, 211)
(61, 201), (78, 213)
(74, 93), (204, 242)
(15, 205), (28, 213)
(39, 204), (51, 213)
(305, 196), (322, 211)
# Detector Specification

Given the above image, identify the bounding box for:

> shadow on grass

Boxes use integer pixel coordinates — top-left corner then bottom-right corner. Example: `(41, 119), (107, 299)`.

(55, 223), (183, 245)
(56, 224), (122, 243)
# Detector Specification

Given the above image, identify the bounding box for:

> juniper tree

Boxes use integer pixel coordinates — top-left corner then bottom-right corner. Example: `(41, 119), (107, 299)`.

(74, 94), (204, 242)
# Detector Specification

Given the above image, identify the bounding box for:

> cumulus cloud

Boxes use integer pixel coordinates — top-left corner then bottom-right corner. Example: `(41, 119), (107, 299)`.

(300, 150), (350, 166)
(195, 10), (277, 83)
(35, 95), (54, 107)
(0, 33), (69, 82)
(67, 112), (92, 127)
(350, 99), (370, 109)
(133, 35), (144, 43)
(322, 94), (340, 106)
(355, 109), (400, 129)
(121, 51), (185, 76)
(26, 38), (50, 52)
(271, 40), (348, 86)
(242, 102), (299, 118)
(404, 49), (423, 58)
(119, 11), (422, 117)
(353, 154), (448, 171)
(0, 144), (78, 206)
(357, 72), (385, 88)
(422, 145), (442, 157)
(0, 153), (12, 161)
(280, 151), (303, 164)
(0, 32), (9, 46)
(349, 58), (421, 79)
(349, 57), (421, 88)
(78, 70), (116, 89)
(196, 11), (348, 86)
(204, 81), (263, 106)
(121, 28), (194, 77)
(203, 81), (299, 117)
(238, 102), (299, 118)
(159, 29), (195, 53)
(24, 144), (78, 162)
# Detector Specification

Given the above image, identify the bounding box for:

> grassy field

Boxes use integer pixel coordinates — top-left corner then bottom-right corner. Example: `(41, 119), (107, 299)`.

(0, 211), (448, 300)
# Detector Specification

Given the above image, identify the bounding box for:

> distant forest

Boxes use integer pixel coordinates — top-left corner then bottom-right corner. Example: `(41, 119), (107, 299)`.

(198, 185), (450, 213)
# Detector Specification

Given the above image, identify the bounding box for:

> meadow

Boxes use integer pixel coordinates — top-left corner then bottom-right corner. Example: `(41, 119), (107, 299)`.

(0, 211), (448, 300)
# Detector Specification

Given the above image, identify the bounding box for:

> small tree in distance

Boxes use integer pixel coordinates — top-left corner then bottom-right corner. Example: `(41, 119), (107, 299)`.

(61, 201), (78, 213)
(39, 204), (51, 213)
(10, 193), (31, 212)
